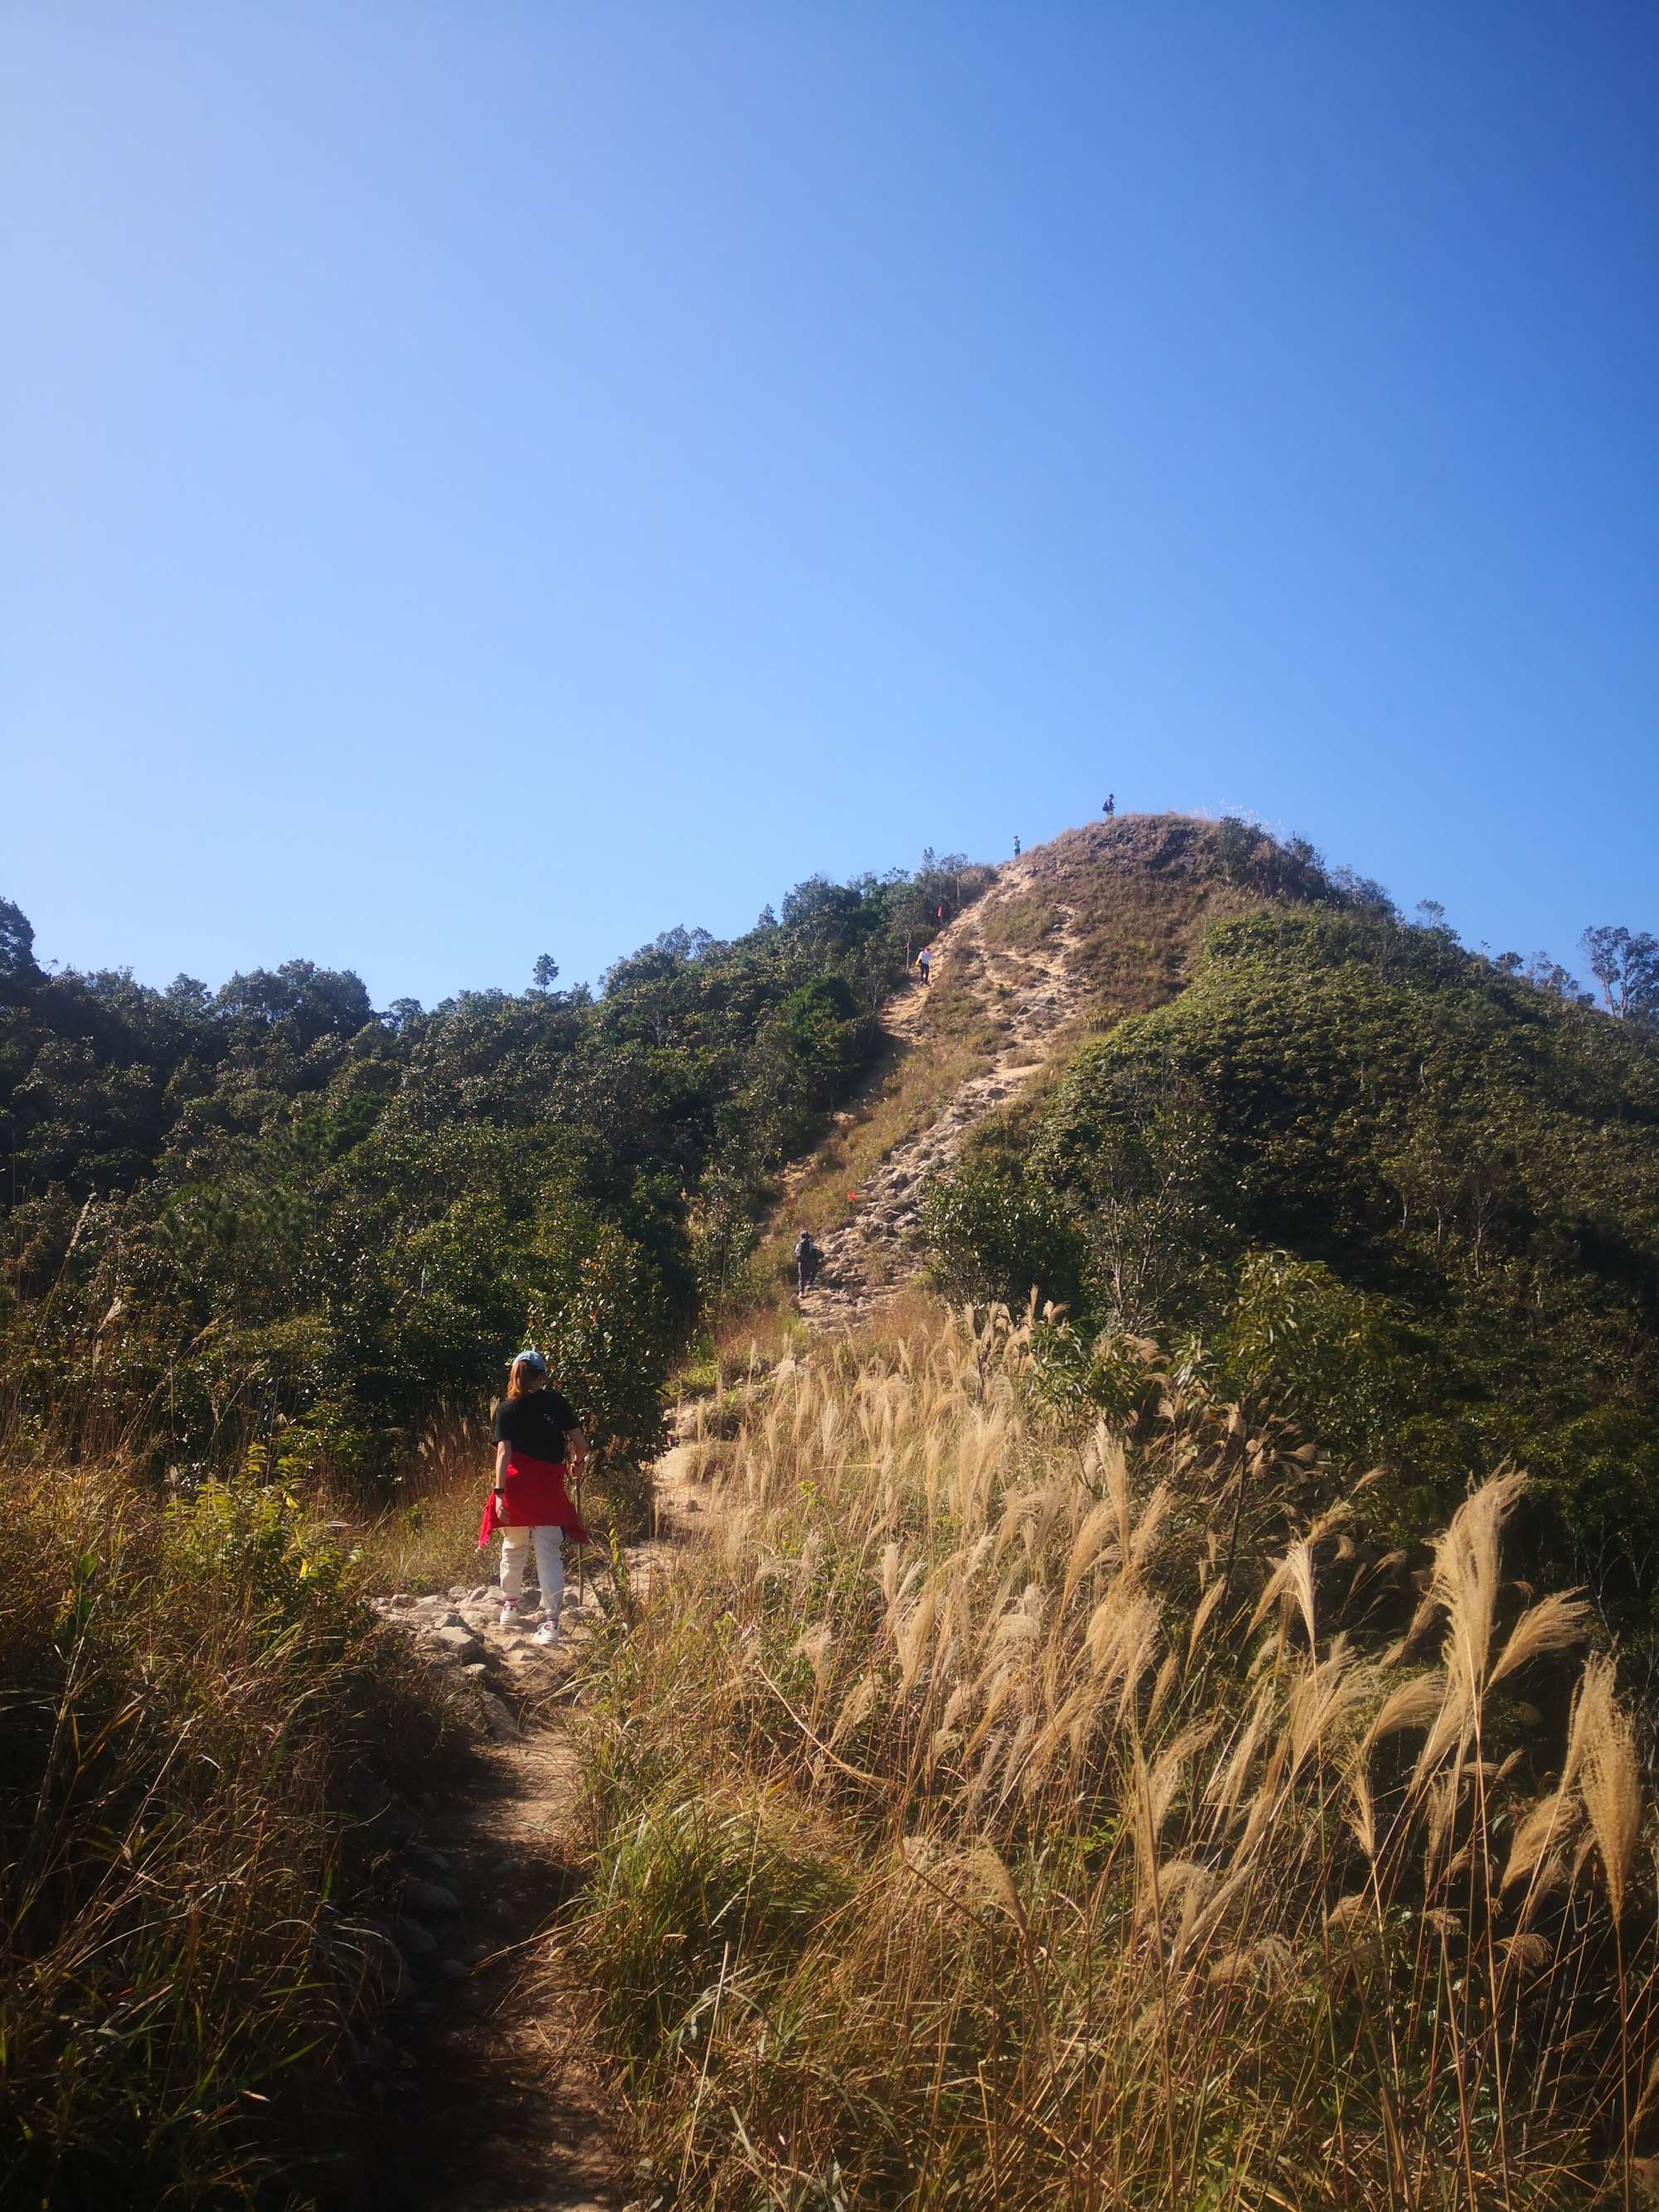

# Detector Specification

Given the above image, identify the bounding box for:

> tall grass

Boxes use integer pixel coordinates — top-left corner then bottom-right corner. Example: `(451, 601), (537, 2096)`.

(337, 1412), (494, 1594)
(0, 1457), (460, 2208)
(572, 1303), (1657, 2208)
(343, 1406), (653, 1592)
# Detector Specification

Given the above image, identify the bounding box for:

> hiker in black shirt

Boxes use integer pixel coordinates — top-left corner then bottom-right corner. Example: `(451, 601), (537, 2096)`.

(479, 1349), (588, 1644)
(493, 1381), (581, 1466)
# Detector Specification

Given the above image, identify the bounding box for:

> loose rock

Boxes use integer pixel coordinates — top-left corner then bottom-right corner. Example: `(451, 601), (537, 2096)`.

(479, 1694), (521, 1743)
(405, 1879), (460, 1916)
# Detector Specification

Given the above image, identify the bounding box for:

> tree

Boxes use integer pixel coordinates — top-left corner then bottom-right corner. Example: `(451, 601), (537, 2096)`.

(1583, 926), (1659, 1024)
(1522, 950), (1587, 1003)
(921, 1158), (1082, 1310)
(0, 895), (41, 1000)
(213, 961), (373, 1043)
(531, 954), (560, 991)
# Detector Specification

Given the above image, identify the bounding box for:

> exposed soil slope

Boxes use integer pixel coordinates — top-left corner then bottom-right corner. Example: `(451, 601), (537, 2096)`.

(797, 813), (1230, 1327)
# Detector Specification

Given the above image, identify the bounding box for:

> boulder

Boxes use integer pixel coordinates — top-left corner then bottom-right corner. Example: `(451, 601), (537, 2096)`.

(404, 1878), (460, 1916)
(479, 1694), (520, 1743)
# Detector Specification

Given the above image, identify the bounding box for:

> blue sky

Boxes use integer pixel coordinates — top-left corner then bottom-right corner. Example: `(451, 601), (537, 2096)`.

(5, 2), (1655, 1005)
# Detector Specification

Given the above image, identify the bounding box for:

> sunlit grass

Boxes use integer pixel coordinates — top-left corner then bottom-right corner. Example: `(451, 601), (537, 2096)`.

(570, 1300), (1658, 2209)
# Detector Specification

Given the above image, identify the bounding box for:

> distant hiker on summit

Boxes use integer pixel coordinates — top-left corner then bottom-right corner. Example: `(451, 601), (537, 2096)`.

(917, 945), (933, 989)
(795, 1231), (821, 1296)
(1013, 835), (1021, 856)
(479, 1349), (589, 1646)
(1102, 794), (1116, 818)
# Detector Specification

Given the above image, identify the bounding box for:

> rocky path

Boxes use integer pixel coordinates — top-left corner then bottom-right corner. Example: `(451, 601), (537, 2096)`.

(365, 1525), (687, 2210)
(362, 1580), (625, 2210)
(799, 853), (1087, 1330)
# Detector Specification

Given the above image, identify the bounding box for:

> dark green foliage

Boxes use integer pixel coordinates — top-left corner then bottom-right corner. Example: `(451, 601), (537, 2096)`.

(0, 853), (989, 1493)
(1030, 1059), (1235, 1330)
(0, 896), (41, 999)
(1584, 924), (1659, 1027)
(1212, 816), (1394, 914)
(936, 903), (1659, 1641)
(922, 1159), (1083, 1310)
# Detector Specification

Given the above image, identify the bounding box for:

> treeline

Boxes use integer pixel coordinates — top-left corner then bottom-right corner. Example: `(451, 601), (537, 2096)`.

(927, 878), (1659, 1653)
(0, 856), (988, 1494)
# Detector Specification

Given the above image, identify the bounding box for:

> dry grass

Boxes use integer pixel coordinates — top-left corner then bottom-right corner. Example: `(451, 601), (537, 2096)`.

(571, 1301), (1657, 2209)
(992, 813), (1263, 1028)
(341, 1413), (494, 1596)
(0, 1456), (462, 2207)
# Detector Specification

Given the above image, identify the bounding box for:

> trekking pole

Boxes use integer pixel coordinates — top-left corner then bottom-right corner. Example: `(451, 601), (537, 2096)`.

(575, 1462), (586, 1612)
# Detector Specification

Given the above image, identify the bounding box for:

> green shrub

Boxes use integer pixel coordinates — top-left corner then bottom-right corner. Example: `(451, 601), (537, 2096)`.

(922, 1160), (1082, 1310)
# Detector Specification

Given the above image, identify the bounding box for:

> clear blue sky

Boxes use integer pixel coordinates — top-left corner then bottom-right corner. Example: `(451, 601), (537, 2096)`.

(5, 2), (1655, 1005)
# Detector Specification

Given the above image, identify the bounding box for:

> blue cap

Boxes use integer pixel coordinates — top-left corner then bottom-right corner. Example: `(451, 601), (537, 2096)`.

(510, 1347), (547, 1373)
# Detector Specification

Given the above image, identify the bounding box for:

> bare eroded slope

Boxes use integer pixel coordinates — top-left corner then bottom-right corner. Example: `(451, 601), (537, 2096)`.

(796, 813), (1230, 1327)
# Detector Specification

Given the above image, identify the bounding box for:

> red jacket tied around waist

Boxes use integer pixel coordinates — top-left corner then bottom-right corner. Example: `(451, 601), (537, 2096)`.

(478, 1451), (590, 1550)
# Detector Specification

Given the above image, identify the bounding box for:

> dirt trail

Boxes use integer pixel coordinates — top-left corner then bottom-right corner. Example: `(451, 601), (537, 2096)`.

(800, 852), (1087, 1329)
(367, 1510), (690, 2210)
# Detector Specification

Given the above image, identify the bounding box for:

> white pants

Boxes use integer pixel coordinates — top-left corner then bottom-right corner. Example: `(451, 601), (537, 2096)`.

(499, 1524), (564, 1612)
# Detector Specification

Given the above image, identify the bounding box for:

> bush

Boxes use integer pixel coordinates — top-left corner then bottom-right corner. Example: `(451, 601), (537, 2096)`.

(0, 1459), (460, 2207)
(773, 976), (874, 1107)
(922, 1160), (1082, 1310)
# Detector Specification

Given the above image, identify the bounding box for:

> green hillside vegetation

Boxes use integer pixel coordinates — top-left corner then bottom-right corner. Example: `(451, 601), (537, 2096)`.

(722, 814), (1371, 1342)
(0, 857), (986, 1509)
(926, 878), (1659, 1656)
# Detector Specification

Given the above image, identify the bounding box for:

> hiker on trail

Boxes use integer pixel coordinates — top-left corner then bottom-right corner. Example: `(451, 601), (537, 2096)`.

(1102, 793), (1115, 818)
(479, 1349), (589, 1646)
(1014, 835), (1021, 856)
(917, 945), (933, 989)
(795, 1230), (821, 1296)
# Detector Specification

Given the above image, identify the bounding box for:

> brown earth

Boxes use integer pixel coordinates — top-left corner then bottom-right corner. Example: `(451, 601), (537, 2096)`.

(796, 812), (1230, 1329)
(362, 1496), (694, 2211)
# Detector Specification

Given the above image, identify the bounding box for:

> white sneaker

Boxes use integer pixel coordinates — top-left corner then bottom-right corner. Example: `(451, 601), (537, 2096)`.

(499, 1600), (523, 1631)
(532, 1616), (561, 1648)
